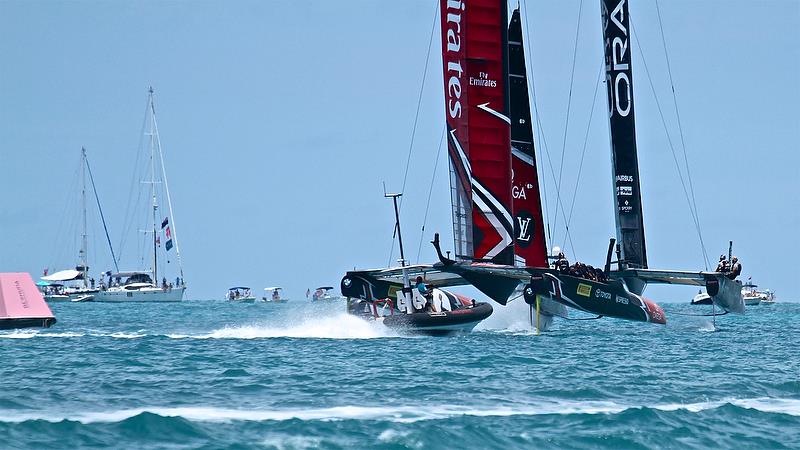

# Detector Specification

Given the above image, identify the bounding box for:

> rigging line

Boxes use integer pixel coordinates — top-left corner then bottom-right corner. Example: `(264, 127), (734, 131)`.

(416, 125), (447, 263)
(521, 0), (576, 257)
(551, 0), (584, 244)
(118, 95), (150, 261)
(388, 0), (439, 267)
(655, 0), (707, 269)
(563, 60), (604, 250)
(85, 151), (120, 273)
(631, 23), (710, 268)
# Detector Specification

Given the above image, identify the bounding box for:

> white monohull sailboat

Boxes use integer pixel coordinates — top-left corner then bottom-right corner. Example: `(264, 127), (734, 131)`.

(94, 88), (186, 303)
(40, 147), (117, 302)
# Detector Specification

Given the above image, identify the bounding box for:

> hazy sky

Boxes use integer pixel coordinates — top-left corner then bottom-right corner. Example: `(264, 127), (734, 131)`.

(1, 0), (798, 301)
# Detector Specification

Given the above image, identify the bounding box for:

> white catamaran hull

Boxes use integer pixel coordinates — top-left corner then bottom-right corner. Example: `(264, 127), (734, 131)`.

(93, 286), (185, 303)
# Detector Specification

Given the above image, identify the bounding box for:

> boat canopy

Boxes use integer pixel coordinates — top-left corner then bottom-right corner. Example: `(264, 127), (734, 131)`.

(317, 286), (334, 291)
(229, 286), (250, 290)
(41, 269), (82, 282)
(264, 287), (283, 291)
(110, 271), (151, 278)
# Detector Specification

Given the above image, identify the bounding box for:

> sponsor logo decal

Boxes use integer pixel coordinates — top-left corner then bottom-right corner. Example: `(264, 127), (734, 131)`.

(343, 278), (352, 288)
(595, 289), (612, 300)
(469, 71), (498, 88)
(617, 186), (633, 196)
(616, 295), (629, 305)
(444, 0), (465, 119)
(514, 211), (534, 247)
(577, 283), (592, 297)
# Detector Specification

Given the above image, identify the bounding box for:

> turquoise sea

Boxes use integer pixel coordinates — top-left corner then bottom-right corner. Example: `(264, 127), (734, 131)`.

(1, 300), (798, 449)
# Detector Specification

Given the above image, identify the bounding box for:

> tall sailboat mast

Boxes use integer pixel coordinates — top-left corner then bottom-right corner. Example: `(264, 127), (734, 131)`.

(80, 147), (89, 288)
(148, 87), (159, 283)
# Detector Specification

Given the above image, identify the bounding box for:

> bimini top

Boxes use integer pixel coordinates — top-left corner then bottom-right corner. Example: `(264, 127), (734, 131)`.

(110, 271), (151, 278)
(41, 269), (82, 282)
(264, 287), (283, 291)
(317, 286), (334, 291)
(229, 286), (250, 291)
(0, 273), (55, 321)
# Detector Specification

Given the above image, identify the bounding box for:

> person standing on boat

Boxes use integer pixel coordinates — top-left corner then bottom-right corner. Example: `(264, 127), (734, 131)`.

(727, 256), (742, 280)
(716, 255), (729, 273)
(554, 253), (570, 274)
(415, 276), (433, 312)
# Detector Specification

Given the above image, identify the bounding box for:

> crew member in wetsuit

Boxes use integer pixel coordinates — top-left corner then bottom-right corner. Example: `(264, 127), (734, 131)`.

(727, 256), (742, 280)
(716, 255), (729, 273)
(555, 253), (570, 274)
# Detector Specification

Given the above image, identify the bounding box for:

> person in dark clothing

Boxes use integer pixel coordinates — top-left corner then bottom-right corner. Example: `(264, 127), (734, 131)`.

(555, 253), (570, 274)
(716, 255), (729, 273)
(727, 256), (742, 280)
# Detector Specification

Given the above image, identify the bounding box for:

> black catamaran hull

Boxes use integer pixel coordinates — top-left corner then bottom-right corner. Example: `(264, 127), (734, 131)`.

(381, 302), (493, 336)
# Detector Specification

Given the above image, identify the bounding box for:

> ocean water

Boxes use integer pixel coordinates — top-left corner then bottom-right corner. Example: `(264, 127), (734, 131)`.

(1, 300), (798, 449)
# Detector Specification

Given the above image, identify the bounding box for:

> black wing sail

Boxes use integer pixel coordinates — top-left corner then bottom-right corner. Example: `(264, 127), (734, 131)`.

(601, 0), (647, 273)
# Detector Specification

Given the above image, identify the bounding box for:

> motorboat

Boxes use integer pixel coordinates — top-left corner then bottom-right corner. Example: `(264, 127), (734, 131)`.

(309, 286), (345, 302)
(742, 279), (775, 306)
(262, 287), (289, 303)
(347, 287), (492, 336)
(227, 287), (256, 303)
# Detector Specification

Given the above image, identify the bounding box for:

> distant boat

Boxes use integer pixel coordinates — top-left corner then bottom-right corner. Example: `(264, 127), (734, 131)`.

(262, 287), (288, 303)
(227, 287), (256, 303)
(742, 278), (775, 305)
(0, 273), (56, 330)
(94, 88), (186, 303)
(308, 286), (345, 302)
(40, 148), (115, 302)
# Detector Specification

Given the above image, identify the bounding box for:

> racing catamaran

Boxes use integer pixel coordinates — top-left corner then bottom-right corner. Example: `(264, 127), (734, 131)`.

(341, 0), (743, 331)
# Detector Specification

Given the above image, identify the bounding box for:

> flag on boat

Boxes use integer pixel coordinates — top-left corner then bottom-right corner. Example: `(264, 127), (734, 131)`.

(161, 217), (169, 229)
(156, 236), (161, 246)
(165, 226), (172, 239)
(165, 239), (173, 251)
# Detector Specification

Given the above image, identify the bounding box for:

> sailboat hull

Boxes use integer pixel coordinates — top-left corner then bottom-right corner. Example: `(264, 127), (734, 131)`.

(93, 286), (185, 303)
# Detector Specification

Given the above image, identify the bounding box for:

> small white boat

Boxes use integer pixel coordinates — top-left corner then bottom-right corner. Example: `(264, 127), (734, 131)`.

(71, 294), (94, 303)
(227, 287), (256, 303)
(742, 278), (774, 306)
(262, 287), (289, 303)
(308, 286), (345, 302)
(691, 290), (712, 305)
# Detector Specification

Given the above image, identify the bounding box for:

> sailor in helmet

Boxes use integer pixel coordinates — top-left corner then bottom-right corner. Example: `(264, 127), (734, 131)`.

(727, 256), (742, 280)
(715, 254), (729, 273)
(552, 247), (570, 274)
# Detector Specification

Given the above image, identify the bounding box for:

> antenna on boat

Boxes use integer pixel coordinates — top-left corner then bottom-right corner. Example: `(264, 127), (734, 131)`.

(385, 189), (412, 313)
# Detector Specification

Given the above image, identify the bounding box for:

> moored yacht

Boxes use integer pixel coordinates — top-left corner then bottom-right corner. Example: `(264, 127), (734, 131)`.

(94, 272), (184, 303)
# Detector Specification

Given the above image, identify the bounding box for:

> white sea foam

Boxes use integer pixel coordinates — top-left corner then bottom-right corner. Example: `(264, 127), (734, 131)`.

(168, 313), (395, 340)
(3, 398), (798, 424)
(0, 330), (39, 339)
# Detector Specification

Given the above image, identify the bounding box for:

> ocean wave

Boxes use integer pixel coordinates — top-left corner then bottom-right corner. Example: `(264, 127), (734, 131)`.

(2, 398), (798, 425)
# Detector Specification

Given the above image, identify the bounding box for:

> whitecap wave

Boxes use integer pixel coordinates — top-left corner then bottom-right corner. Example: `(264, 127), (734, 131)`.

(168, 313), (395, 340)
(3, 398), (798, 424)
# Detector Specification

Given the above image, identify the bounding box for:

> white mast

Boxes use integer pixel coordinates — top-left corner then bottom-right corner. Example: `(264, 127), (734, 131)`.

(80, 147), (89, 289)
(150, 90), (185, 283)
(148, 87), (159, 284)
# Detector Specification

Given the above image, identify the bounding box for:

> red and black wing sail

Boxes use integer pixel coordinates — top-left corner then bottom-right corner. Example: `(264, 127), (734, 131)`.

(507, 8), (548, 268)
(440, 0), (514, 264)
(601, 0), (647, 270)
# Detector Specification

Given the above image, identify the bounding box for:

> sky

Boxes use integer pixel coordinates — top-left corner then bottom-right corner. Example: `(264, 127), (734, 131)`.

(1, 0), (798, 302)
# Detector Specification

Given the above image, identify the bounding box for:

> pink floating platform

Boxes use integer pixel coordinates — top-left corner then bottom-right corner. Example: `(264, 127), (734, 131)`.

(0, 273), (56, 330)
